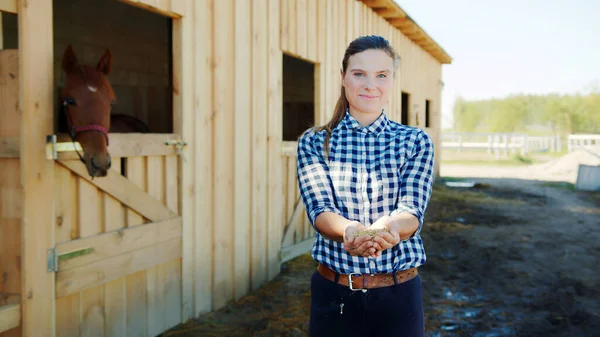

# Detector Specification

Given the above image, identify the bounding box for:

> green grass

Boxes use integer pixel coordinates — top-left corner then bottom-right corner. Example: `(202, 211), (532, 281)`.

(541, 181), (575, 190)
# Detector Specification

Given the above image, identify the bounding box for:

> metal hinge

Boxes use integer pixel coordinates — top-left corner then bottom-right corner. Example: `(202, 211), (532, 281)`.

(47, 248), (58, 272)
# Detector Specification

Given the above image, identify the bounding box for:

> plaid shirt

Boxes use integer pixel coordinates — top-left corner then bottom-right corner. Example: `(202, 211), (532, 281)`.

(297, 111), (434, 275)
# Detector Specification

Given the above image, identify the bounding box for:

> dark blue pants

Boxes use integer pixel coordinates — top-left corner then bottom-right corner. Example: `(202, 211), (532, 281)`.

(309, 269), (424, 337)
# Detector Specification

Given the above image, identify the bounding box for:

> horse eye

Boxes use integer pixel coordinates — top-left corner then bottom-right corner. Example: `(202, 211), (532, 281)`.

(65, 98), (76, 106)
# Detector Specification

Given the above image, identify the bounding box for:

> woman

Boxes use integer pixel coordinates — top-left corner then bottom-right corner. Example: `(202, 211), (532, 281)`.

(296, 35), (435, 337)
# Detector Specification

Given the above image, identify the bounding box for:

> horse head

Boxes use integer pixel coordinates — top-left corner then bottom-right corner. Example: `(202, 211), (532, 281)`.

(60, 45), (115, 178)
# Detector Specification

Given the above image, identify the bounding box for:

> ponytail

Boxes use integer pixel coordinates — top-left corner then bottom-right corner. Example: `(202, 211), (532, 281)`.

(315, 85), (348, 159)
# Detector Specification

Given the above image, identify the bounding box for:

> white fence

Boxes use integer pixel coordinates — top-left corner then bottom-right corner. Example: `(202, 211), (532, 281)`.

(568, 134), (600, 153)
(442, 132), (562, 158)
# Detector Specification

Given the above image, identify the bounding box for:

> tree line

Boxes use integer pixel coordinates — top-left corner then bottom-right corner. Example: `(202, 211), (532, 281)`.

(452, 88), (600, 135)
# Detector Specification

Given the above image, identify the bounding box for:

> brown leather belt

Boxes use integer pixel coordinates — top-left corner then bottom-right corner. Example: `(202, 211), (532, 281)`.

(316, 263), (418, 291)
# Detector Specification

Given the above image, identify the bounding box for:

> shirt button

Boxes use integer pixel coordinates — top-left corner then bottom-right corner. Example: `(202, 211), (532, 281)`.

(370, 261), (376, 268)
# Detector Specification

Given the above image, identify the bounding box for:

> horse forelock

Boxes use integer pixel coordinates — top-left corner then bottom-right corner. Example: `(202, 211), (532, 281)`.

(68, 65), (114, 99)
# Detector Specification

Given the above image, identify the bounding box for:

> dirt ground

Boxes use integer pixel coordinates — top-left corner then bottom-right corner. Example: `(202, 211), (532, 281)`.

(161, 162), (600, 337)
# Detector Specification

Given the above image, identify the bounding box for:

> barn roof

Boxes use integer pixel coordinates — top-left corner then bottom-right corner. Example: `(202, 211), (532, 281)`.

(362, 0), (452, 64)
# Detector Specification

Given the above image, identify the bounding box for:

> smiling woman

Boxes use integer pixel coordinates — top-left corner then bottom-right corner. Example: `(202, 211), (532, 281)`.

(297, 35), (435, 337)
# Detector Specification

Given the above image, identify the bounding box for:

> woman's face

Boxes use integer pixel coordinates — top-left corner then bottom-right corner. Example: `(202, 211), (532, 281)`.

(342, 49), (395, 120)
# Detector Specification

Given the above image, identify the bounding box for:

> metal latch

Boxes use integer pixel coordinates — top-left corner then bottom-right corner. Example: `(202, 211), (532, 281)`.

(164, 139), (188, 162)
(45, 134), (83, 160)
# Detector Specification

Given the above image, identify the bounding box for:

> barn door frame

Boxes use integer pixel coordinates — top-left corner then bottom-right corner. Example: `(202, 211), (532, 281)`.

(14, 0), (195, 336)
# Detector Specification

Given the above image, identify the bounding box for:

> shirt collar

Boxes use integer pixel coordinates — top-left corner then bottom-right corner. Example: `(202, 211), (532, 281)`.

(341, 109), (389, 136)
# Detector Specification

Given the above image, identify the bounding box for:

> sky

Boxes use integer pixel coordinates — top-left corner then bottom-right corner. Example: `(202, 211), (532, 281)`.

(394, 0), (600, 129)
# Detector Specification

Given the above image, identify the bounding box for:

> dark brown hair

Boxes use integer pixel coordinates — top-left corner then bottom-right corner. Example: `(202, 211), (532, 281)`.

(315, 35), (399, 157)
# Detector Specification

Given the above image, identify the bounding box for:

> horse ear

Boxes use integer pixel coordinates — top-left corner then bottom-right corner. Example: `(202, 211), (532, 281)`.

(62, 45), (78, 73)
(96, 49), (113, 76)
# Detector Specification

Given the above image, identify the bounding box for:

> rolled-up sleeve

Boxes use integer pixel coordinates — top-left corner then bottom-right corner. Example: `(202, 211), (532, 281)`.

(296, 130), (342, 232)
(390, 129), (435, 236)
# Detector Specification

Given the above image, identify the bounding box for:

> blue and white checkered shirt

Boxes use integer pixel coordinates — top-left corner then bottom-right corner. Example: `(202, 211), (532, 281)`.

(297, 111), (434, 275)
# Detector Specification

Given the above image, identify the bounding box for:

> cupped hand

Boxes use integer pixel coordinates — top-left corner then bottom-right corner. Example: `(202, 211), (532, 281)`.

(369, 216), (401, 257)
(343, 222), (377, 257)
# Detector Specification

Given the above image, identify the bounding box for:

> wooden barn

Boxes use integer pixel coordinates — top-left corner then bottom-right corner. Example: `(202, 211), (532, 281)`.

(0, 0), (451, 336)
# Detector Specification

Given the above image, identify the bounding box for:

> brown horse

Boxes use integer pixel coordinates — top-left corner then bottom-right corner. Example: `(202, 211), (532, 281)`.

(60, 45), (149, 178)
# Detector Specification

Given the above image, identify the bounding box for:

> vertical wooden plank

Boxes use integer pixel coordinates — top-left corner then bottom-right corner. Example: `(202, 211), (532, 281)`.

(267, 0), (283, 281)
(288, 0), (296, 55)
(54, 295), (79, 337)
(193, 0), (214, 316)
(0, 49), (22, 337)
(103, 155), (126, 337)
(173, 0), (195, 321)
(164, 154), (181, 328)
(79, 289), (104, 337)
(17, 0), (56, 334)
(124, 157), (147, 337)
(77, 179), (105, 336)
(146, 156), (165, 336)
(345, 0), (353, 47)
(125, 270), (146, 337)
(307, 0), (317, 62)
(280, 0), (288, 52)
(324, 0), (333, 124)
(213, 0), (235, 309)
(353, 0), (361, 41)
(233, 0), (252, 299)
(296, 0), (307, 59)
(316, 0), (326, 125)
(53, 168), (78, 336)
(251, 0), (269, 291)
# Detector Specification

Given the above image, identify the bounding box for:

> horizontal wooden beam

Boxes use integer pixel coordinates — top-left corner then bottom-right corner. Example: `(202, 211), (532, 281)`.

(56, 237), (181, 298)
(0, 295), (20, 333)
(281, 237), (315, 264)
(0, 0), (17, 14)
(58, 159), (177, 222)
(56, 217), (181, 271)
(53, 133), (183, 160)
(4, 133), (185, 159)
(374, 8), (403, 18)
(116, 0), (185, 18)
(0, 137), (19, 158)
(360, 0), (392, 8)
(281, 141), (298, 157)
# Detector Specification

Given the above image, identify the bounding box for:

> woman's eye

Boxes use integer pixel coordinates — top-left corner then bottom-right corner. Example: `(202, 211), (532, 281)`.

(354, 72), (364, 77)
(377, 74), (387, 78)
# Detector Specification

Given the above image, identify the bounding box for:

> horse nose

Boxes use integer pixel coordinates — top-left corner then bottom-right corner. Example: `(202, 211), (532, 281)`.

(91, 156), (100, 171)
(107, 156), (112, 169)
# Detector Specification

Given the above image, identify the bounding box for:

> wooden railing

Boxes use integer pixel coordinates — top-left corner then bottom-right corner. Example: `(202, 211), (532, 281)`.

(441, 132), (563, 157)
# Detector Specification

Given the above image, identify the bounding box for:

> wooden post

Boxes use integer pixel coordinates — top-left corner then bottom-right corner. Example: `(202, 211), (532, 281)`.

(18, 0), (56, 336)
(0, 13), (3, 49)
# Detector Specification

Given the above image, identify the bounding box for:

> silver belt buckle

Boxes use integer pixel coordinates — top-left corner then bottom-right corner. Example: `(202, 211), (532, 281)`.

(348, 273), (366, 292)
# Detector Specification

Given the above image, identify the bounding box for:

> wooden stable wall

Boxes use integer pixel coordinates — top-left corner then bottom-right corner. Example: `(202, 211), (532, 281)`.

(0, 49), (21, 337)
(0, 0), (449, 336)
(278, 0), (447, 255)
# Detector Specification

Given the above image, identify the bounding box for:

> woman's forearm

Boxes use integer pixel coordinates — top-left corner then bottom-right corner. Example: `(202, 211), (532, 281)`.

(314, 212), (356, 242)
(389, 212), (419, 240)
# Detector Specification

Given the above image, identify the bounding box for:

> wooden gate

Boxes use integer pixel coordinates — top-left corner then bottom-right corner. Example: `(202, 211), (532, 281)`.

(280, 141), (316, 264)
(50, 134), (184, 336)
(0, 48), (187, 336)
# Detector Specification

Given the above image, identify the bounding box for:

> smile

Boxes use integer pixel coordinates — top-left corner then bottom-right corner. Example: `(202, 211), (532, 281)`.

(359, 95), (378, 100)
